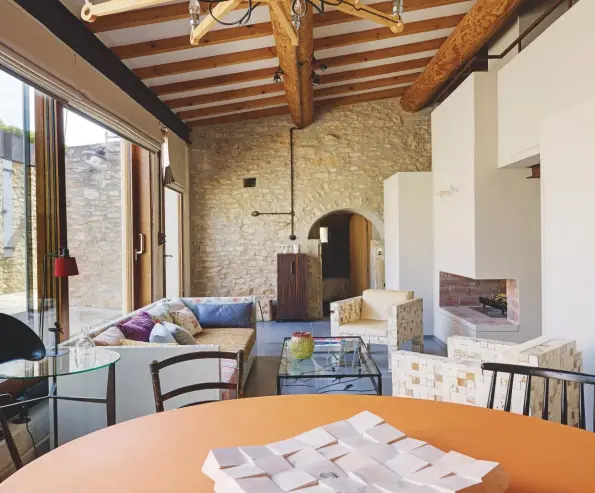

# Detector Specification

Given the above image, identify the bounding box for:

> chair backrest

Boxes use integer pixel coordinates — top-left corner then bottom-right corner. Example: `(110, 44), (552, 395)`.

(361, 289), (414, 321)
(149, 350), (244, 413)
(482, 362), (595, 431)
(0, 314), (46, 364)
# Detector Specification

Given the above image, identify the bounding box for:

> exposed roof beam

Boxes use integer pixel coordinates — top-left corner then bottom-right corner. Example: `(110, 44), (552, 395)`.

(268, 0), (314, 127)
(182, 76), (412, 120)
(88, 1), (250, 32)
(166, 56), (430, 109)
(134, 23), (450, 79)
(113, 8), (461, 61)
(113, 22), (273, 59)
(188, 85), (409, 126)
(150, 37), (443, 95)
(312, 14), (463, 51)
(401, 0), (526, 111)
(133, 46), (277, 79)
(91, 0), (467, 32)
(151, 67), (277, 95)
(12, 0), (189, 142)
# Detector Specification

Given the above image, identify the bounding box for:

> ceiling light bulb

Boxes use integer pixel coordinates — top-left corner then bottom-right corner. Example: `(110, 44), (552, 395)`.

(392, 0), (403, 17)
(189, 0), (200, 29)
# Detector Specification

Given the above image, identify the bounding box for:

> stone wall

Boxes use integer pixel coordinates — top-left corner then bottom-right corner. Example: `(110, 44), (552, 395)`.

(189, 98), (432, 318)
(439, 272), (506, 307)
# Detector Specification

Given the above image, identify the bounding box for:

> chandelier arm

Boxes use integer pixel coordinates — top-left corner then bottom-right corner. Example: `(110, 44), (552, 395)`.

(305, 0), (324, 15)
(206, 0), (258, 25)
(316, 0), (403, 26)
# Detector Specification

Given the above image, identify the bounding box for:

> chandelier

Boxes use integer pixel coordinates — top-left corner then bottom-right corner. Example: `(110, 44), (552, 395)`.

(81, 0), (404, 46)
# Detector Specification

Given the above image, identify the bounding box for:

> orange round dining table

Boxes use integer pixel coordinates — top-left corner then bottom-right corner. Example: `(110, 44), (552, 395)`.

(1, 395), (594, 493)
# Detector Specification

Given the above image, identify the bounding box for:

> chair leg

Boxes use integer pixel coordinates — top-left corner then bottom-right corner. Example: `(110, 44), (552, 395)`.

(0, 406), (23, 471)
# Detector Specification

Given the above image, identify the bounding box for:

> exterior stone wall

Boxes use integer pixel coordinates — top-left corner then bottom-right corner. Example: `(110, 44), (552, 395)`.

(189, 98), (432, 318)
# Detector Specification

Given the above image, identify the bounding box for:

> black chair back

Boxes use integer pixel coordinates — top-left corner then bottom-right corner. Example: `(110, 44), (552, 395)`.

(150, 350), (244, 413)
(482, 362), (595, 431)
(0, 313), (46, 364)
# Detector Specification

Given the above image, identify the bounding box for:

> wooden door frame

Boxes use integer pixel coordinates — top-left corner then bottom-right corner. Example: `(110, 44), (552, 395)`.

(164, 186), (184, 298)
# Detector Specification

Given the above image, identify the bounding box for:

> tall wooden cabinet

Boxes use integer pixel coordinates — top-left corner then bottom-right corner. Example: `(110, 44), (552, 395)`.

(277, 253), (308, 321)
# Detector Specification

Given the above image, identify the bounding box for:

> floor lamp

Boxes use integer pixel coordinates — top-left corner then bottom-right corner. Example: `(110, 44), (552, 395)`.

(39, 246), (79, 357)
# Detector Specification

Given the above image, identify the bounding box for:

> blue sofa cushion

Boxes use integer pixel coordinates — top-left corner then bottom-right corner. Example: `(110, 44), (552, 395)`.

(194, 303), (253, 329)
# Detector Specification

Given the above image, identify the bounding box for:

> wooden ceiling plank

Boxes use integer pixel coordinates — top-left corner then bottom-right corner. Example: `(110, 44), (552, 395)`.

(91, 0), (467, 32)
(180, 94), (287, 119)
(81, 0), (172, 22)
(268, 0), (314, 127)
(314, 73), (417, 98)
(133, 46), (277, 79)
(113, 23), (273, 59)
(189, 106), (291, 126)
(109, 0), (465, 60)
(190, 0), (244, 45)
(401, 0), (526, 111)
(167, 82), (283, 109)
(150, 37), (443, 95)
(313, 14), (463, 51)
(319, 56), (430, 84)
(188, 84), (409, 126)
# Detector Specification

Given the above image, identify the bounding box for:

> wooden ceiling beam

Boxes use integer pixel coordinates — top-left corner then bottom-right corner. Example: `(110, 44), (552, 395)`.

(113, 22), (273, 59)
(313, 14), (463, 51)
(268, 0), (314, 127)
(133, 46), (277, 79)
(182, 76), (412, 120)
(134, 26), (447, 80)
(91, 0), (467, 32)
(113, 8), (461, 61)
(167, 56), (429, 109)
(188, 84), (409, 126)
(401, 0), (526, 111)
(150, 37), (443, 96)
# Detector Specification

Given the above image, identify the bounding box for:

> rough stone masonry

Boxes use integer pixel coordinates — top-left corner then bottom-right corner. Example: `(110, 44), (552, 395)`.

(190, 98), (432, 319)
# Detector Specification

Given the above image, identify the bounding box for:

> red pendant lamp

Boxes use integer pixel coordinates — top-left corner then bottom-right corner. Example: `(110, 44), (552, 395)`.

(54, 247), (79, 278)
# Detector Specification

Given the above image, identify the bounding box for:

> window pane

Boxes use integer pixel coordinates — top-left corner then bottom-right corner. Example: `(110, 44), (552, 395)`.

(0, 70), (37, 328)
(64, 110), (125, 335)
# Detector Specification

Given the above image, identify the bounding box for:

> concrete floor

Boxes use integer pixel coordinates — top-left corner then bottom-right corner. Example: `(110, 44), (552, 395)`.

(244, 320), (446, 397)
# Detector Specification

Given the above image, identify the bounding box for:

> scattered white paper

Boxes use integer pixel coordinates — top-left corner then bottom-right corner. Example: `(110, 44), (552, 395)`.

(408, 445), (446, 464)
(350, 463), (402, 485)
(253, 456), (293, 476)
(240, 446), (276, 461)
(324, 421), (360, 440)
(340, 435), (379, 451)
(335, 452), (380, 473)
(363, 424), (406, 445)
(296, 427), (339, 449)
(391, 438), (426, 454)
(219, 464), (266, 481)
(300, 459), (346, 480)
(272, 469), (317, 492)
(358, 443), (399, 464)
(384, 453), (429, 477)
(287, 447), (327, 468)
(320, 477), (368, 493)
(319, 443), (353, 461)
(348, 411), (385, 433)
(267, 439), (306, 458)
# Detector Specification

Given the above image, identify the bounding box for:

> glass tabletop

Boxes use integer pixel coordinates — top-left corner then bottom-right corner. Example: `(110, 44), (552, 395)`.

(0, 348), (120, 379)
(278, 337), (380, 378)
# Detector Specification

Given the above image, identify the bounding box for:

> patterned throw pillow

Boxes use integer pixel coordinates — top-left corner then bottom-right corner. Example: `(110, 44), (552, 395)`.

(168, 298), (187, 312)
(163, 321), (197, 346)
(118, 312), (155, 342)
(146, 303), (174, 324)
(172, 307), (202, 336)
(93, 326), (125, 346)
(121, 340), (177, 347)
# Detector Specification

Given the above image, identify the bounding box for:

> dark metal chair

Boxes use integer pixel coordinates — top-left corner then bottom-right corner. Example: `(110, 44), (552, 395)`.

(150, 350), (244, 413)
(0, 314), (46, 470)
(482, 362), (595, 431)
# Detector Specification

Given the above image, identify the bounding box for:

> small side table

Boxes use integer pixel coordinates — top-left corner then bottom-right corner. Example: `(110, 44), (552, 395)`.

(0, 348), (120, 469)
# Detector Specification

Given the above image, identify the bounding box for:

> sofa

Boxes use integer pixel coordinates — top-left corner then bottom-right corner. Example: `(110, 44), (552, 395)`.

(392, 335), (583, 425)
(330, 289), (423, 370)
(55, 296), (256, 445)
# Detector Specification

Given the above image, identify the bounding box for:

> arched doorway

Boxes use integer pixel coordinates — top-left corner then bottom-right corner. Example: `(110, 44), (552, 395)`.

(308, 210), (384, 316)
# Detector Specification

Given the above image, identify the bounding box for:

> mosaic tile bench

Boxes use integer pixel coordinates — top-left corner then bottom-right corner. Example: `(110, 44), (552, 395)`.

(392, 336), (583, 426)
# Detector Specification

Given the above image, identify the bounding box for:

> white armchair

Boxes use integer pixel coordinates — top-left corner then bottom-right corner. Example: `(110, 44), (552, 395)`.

(330, 289), (423, 371)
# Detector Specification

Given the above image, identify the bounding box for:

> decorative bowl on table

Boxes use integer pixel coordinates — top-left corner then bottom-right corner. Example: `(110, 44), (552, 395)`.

(289, 332), (315, 359)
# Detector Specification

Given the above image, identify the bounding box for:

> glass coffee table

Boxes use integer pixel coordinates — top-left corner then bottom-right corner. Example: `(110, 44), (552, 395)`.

(277, 336), (382, 396)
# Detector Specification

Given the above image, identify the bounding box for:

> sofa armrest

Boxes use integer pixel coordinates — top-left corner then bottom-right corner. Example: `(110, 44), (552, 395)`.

(330, 297), (362, 327)
(387, 299), (423, 350)
(446, 335), (516, 361)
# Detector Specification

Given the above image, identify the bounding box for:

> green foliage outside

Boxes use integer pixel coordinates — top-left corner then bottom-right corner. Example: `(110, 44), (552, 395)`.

(0, 118), (35, 143)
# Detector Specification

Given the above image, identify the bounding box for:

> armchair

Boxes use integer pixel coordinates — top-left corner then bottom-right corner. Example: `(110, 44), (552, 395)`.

(330, 289), (423, 371)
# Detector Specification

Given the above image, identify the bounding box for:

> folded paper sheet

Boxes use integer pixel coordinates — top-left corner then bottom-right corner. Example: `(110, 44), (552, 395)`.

(202, 411), (509, 493)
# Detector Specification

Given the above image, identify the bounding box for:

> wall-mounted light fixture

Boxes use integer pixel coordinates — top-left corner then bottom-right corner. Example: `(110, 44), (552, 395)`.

(320, 226), (329, 244)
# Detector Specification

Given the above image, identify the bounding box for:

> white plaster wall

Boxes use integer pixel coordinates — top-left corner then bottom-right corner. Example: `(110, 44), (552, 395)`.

(384, 172), (433, 335)
(498, 0), (595, 167)
(541, 97), (595, 381)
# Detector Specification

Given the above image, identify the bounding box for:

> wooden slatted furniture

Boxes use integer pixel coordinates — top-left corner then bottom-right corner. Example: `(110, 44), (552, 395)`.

(150, 350), (244, 412)
(482, 362), (595, 431)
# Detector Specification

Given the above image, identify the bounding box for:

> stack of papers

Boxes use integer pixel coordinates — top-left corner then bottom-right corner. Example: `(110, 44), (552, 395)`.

(202, 411), (509, 493)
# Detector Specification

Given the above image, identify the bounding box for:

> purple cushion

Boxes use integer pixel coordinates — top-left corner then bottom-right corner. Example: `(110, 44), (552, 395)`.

(117, 312), (155, 342)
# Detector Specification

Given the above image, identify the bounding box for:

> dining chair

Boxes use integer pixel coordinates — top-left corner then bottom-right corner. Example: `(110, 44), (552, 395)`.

(482, 362), (595, 431)
(0, 314), (47, 470)
(149, 350), (244, 413)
